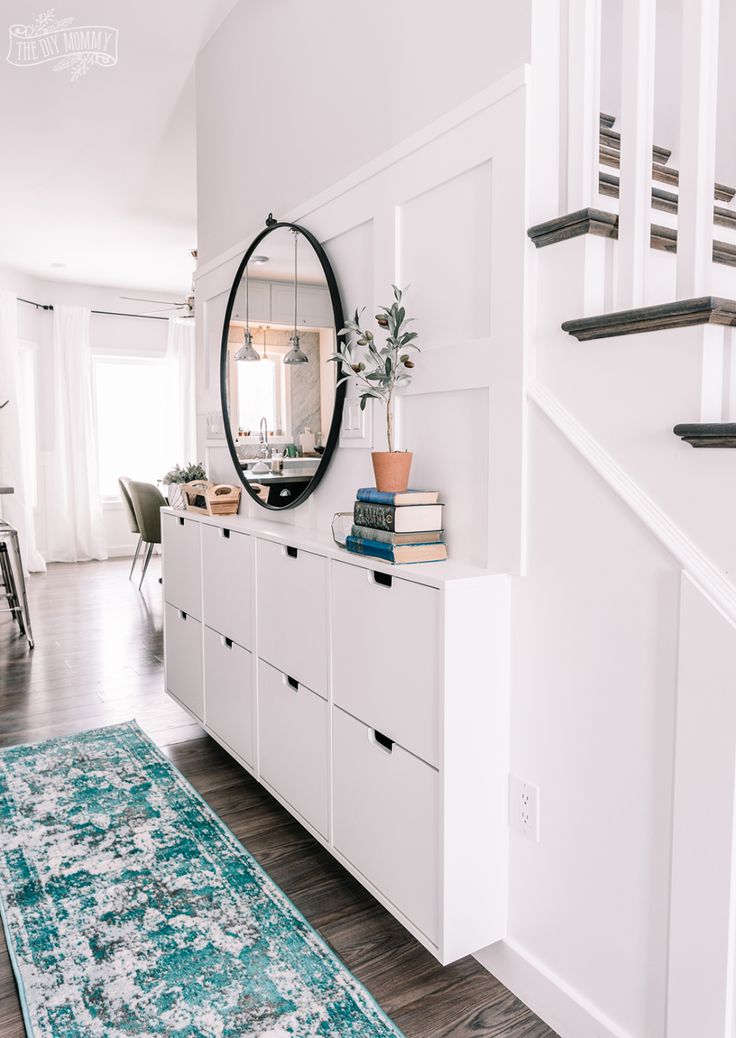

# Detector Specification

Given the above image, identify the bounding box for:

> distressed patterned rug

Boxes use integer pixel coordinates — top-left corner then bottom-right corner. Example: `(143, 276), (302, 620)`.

(0, 722), (404, 1038)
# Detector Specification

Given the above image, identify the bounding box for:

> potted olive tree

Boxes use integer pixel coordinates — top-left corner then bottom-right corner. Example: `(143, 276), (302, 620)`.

(329, 286), (419, 492)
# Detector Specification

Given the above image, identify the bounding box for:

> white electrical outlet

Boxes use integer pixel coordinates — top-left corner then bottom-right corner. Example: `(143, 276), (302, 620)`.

(509, 775), (540, 842)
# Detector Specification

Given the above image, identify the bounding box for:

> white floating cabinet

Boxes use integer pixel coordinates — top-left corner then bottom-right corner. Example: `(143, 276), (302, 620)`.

(202, 524), (252, 649)
(161, 508), (510, 964)
(203, 626), (255, 769)
(258, 658), (329, 839)
(164, 603), (203, 720)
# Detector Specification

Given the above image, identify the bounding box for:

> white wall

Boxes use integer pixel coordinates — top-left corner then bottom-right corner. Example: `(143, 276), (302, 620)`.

(195, 0), (532, 263)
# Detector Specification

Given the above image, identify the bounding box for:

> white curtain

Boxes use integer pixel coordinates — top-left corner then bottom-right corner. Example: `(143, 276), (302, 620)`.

(165, 317), (197, 468)
(45, 305), (107, 562)
(0, 291), (46, 572)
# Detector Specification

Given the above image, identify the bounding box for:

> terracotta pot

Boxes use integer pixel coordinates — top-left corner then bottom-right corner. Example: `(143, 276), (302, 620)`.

(371, 451), (413, 493)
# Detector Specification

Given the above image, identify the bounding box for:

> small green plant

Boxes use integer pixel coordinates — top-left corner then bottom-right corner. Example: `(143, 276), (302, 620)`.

(329, 285), (419, 452)
(162, 462), (207, 485)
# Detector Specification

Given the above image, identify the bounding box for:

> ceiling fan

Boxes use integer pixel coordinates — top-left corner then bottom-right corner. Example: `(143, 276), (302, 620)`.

(121, 249), (197, 318)
(120, 293), (195, 318)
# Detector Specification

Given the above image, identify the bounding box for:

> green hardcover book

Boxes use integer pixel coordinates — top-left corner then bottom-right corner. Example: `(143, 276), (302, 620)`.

(352, 500), (444, 533)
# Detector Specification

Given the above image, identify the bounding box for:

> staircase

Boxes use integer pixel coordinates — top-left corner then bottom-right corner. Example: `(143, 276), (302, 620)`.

(527, 112), (736, 448)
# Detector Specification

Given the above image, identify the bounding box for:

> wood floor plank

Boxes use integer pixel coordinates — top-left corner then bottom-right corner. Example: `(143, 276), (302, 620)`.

(0, 558), (558, 1037)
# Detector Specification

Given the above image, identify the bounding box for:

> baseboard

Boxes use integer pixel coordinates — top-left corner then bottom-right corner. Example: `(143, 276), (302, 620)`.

(475, 939), (634, 1038)
(106, 545), (160, 560)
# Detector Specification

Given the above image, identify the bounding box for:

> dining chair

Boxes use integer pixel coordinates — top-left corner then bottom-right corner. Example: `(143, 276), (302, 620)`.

(127, 481), (167, 590)
(0, 521), (34, 648)
(118, 477), (142, 581)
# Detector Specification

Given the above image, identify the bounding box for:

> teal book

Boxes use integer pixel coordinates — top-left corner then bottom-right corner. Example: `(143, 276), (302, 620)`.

(356, 488), (440, 506)
(346, 535), (447, 564)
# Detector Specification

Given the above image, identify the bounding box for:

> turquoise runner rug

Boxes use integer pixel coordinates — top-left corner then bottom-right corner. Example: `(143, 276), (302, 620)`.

(0, 722), (404, 1037)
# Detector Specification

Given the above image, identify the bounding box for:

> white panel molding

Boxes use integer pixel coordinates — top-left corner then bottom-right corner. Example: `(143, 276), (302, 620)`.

(194, 65), (530, 282)
(528, 378), (736, 623)
(196, 67), (530, 574)
(477, 937), (634, 1038)
(667, 573), (736, 1038)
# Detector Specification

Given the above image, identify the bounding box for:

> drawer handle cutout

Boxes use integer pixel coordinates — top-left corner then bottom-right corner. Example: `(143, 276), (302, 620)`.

(285, 545), (298, 559)
(285, 675), (299, 691)
(371, 729), (394, 753)
(178, 610), (187, 621)
(221, 528), (231, 540)
(372, 571), (393, 589)
(177, 517), (185, 527)
(222, 636), (233, 649)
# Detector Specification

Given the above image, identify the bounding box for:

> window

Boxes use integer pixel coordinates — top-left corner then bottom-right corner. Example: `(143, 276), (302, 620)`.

(94, 357), (170, 498)
(235, 345), (290, 437)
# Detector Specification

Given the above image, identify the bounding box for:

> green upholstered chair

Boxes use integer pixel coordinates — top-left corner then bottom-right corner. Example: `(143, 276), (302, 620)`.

(127, 481), (167, 590)
(118, 477), (142, 581)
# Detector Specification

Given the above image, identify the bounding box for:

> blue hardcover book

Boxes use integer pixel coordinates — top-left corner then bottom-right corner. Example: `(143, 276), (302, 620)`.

(345, 535), (447, 564)
(356, 487), (440, 506)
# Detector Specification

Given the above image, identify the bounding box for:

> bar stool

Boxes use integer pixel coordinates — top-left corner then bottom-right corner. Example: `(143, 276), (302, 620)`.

(0, 522), (34, 649)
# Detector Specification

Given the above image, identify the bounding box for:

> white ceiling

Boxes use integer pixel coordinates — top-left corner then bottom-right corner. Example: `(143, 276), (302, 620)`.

(0, 0), (239, 294)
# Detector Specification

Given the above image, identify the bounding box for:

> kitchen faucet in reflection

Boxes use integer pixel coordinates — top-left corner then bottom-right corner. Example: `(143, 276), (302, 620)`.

(258, 417), (271, 459)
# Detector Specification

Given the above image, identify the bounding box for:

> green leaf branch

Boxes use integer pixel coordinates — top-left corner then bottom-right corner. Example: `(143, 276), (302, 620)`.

(328, 285), (419, 453)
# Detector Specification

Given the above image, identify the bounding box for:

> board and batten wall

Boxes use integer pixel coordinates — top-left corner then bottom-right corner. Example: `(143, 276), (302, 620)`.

(195, 5), (736, 1038)
(194, 68), (530, 576)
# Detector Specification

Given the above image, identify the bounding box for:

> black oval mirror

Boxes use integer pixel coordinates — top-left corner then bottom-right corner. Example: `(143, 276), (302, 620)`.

(220, 219), (345, 510)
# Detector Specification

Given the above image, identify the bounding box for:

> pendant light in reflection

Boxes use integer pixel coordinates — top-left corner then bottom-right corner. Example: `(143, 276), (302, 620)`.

(234, 264), (260, 361)
(283, 228), (308, 365)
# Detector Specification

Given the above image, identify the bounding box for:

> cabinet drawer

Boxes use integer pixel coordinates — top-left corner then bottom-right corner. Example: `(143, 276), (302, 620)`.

(331, 560), (439, 766)
(258, 659), (328, 838)
(202, 524), (252, 648)
(204, 626), (254, 768)
(162, 512), (202, 620)
(164, 603), (203, 720)
(333, 707), (438, 943)
(256, 539), (328, 696)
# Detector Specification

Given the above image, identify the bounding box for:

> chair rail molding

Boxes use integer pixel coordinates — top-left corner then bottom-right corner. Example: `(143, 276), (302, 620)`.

(527, 378), (736, 625)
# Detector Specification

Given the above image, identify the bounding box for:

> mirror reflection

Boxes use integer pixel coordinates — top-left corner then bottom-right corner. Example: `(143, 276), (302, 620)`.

(223, 226), (338, 508)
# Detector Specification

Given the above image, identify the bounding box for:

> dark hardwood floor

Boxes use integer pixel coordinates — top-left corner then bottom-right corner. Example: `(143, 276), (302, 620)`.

(0, 558), (557, 1038)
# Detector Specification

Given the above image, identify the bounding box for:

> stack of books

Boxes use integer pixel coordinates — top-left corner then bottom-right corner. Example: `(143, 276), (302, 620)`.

(346, 488), (447, 564)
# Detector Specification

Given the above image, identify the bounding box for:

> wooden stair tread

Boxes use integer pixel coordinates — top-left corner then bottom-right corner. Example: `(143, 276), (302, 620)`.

(528, 207), (736, 265)
(673, 423), (736, 447)
(598, 172), (736, 229)
(597, 112), (735, 202)
(598, 149), (735, 201)
(560, 296), (736, 341)
(600, 127), (671, 165)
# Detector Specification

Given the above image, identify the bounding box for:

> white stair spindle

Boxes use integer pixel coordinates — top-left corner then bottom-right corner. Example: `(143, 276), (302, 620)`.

(616, 0), (657, 309)
(676, 0), (720, 299)
(566, 0), (601, 212)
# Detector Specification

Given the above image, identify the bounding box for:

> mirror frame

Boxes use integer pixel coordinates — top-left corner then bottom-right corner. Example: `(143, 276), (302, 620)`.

(220, 217), (346, 511)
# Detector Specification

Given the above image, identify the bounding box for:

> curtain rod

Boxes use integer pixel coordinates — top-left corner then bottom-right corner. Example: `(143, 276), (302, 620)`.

(17, 297), (170, 322)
